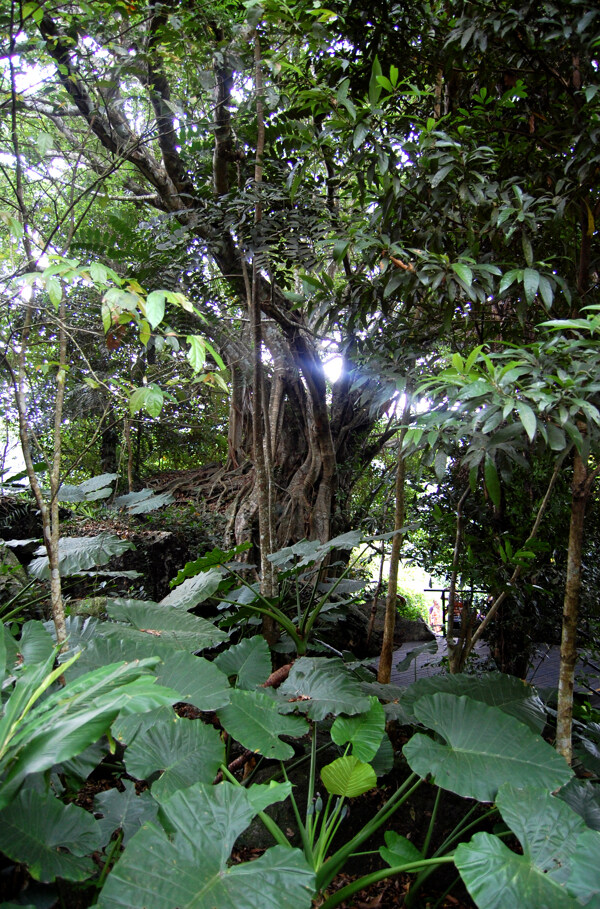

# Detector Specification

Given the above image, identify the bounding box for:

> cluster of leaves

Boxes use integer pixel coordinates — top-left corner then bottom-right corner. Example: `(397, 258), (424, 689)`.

(1, 600), (599, 908)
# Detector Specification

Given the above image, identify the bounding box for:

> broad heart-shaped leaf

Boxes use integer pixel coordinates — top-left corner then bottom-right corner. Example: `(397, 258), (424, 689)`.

(380, 830), (424, 868)
(405, 694), (571, 802)
(402, 672), (547, 733)
(320, 755), (376, 797)
(557, 778), (600, 831)
(160, 567), (223, 610)
(29, 533), (135, 579)
(106, 598), (227, 650)
(0, 789), (102, 882)
(97, 783), (315, 909)
(125, 715), (224, 799)
(94, 779), (159, 845)
(18, 620), (54, 666)
(330, 696), (385, 761)
(153, 651), (231, 710)
(497, 784), (590, 885)
(455, 832), (581, 909)
(215, 636), (272, 689)
(278, 657), (371, 721)
(217, 689), (309, 760)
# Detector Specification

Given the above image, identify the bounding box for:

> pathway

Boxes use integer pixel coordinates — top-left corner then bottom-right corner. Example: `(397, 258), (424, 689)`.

(384, 637), (600, 704)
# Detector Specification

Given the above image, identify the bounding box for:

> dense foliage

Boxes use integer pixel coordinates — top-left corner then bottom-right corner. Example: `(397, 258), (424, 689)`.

(0, 0), (599, 904)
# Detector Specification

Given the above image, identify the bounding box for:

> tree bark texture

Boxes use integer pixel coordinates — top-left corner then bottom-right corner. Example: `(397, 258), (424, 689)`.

(556, 450), (592, 763)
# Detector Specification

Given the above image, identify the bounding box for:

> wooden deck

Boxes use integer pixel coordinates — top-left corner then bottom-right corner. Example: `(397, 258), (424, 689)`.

(384, 637), (600, 704)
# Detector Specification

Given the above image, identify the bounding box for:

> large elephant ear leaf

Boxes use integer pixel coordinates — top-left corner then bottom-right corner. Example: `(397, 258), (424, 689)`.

(124, 715), (225, 799)
(0, 789), (102, 883)
(106, 599), (227, 650)
(404, 693), (571, 802)
(97, 782), (315, 909)
(455, 785), (600, 909)
(216, 689), (309, 760)
(215, 635), (272, 689)
(455, 832), (580, 909)
(402, 672), (547, 733)
(278, 657), (370, 720)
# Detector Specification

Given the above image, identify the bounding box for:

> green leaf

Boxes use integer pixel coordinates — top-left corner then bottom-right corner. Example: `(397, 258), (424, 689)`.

(90, 261), (108, 284)
(451, 263), (473, 286)
(523, 268), (539, 304)
(557, 779), (600, 831)
(517, 401), (537, 442)
(216, 689), (309, 760)
(330, 697), (385, 761)
(95, 779), (158, 846)
(46, 275), (62, 309)
(17, 620), (54, 665)
(332, 239), (350, 262)
(0, 789), (101, 882)
(433, 450), (447, 479)
(129, 384), (164, 417)
(320, 755), (376, 797)
(145, 290), (166, 329)
(159, 567), (223, 610)
(538, 274), (554, 308)
(380, 830), (424, 868)
(496, 785), (589, 884)
(484, 457), (501, 508)
(455, 832), (580, 909)
(154, 651), (231, 710)
(113, 488), (175, 514)
(106, 599), (227, 650)
(522, 233), (533, 266)
(28, 533), (134, 579)
(215, 636), (272, 689)
(456, 784), (600, 908)
(125, 715), (224, 799)
(431, 164), (454, 188)
(279, 657), (371, 721)
(186, 335), (207, 372)
(404, 694), (571, 801)
(97, 783), (315, 909)
(546, 422), (567, 451)
(368, 56), (382, 104)
(499, 269), (521, 295)
(352, 122), (369, 148)
(400, 672), (547, 733)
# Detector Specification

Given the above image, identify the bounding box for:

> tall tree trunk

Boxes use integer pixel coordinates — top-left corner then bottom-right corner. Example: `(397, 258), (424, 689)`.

(377, 405), (410, 684)
(556, 449), (594, 763)
(251, 32), (277, 609)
